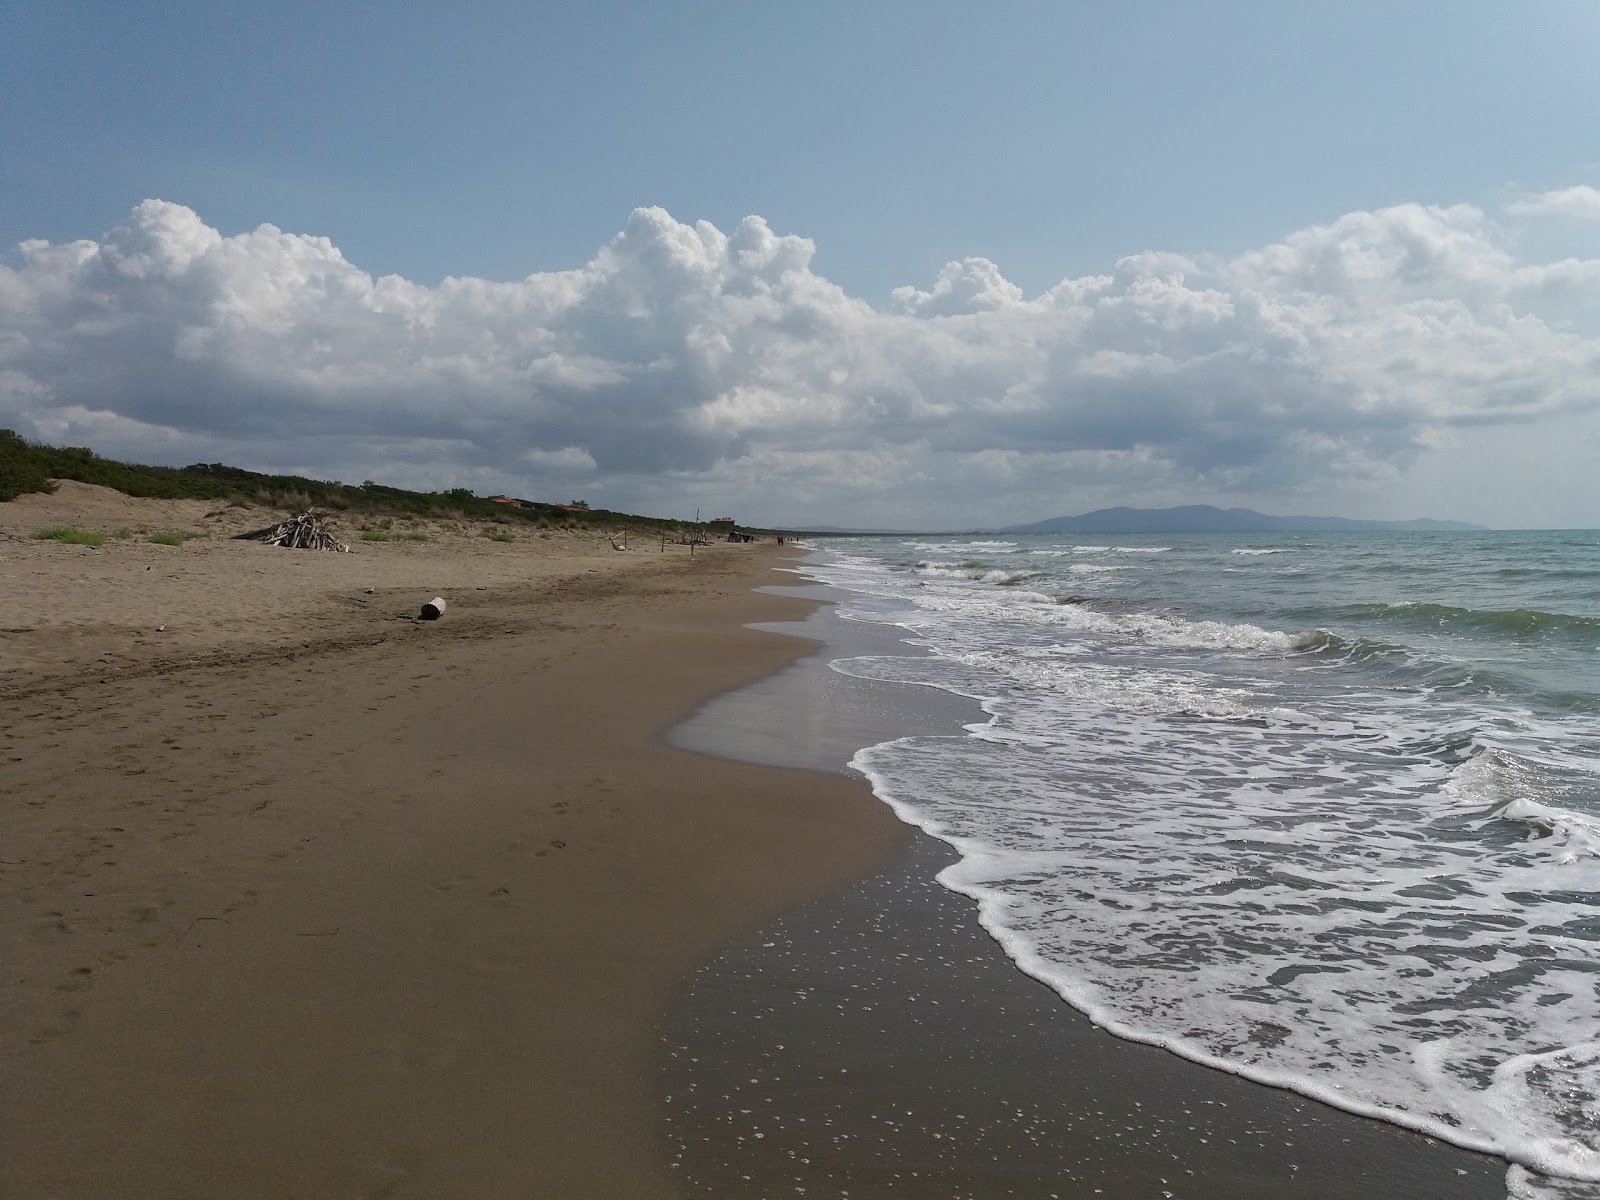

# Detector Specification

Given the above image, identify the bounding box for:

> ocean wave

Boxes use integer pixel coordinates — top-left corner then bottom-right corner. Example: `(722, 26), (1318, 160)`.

(1232, 547), (1295, 555)
(993, 570), (1047, 587)
(1290, 628), (1407, 662)
(1355, 602), (1600, 640)
(1495, 567), (1600, 581)
(913, 563), (1050, 587)
(901, 539), (1021, 552)
(1066, 563), (1134, 575)
(1443, 747), (1531, 810)
(1071, 544), (1172, 554)
(1493, 797), (1600, 865)
(896, 581), (1303, 654)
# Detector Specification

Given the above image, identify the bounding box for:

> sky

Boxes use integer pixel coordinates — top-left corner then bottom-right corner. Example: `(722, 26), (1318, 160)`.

(3, 1), (1599, 529)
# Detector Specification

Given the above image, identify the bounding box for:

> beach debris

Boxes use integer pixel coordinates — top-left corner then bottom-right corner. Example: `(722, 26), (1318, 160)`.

(419, 596), (447, 620)
(233, 511), (350, 552)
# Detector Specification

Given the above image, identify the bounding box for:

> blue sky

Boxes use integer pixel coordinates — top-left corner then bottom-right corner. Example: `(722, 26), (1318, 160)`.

(3, 1), (1599, 527)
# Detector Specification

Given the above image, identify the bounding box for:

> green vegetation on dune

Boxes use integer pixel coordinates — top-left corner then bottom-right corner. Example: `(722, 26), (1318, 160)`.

(0, 428), (770, 537)
(33, 527), (109, 546)
(0, 430), (55, 502)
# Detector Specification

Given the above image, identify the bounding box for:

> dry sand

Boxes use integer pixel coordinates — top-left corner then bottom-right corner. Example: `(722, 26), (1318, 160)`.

(1, 483), (906, 1198)
(0, 481), (673, 690)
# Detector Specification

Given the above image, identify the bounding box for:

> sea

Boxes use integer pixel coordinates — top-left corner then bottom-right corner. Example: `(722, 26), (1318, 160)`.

(792, 529), (1600, 1199)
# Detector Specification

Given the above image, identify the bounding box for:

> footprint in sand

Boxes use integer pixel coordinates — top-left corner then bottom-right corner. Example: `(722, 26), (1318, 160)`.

(52, 966), (94, 994)
(29, 1008), (82, 1044)
(30, 914), (73, 945)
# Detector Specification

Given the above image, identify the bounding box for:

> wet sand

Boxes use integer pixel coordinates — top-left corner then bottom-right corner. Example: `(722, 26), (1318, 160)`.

(662, 584), (1508, 1198)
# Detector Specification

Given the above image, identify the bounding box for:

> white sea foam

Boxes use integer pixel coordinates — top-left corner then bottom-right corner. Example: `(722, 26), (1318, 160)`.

(911, 563), (1051, 588)
(1494, 797), (1600, 868)
(956, 593), (1297, 653)
(798, 535), (1600, 1196)
(1233, 547), (1295, 555)
(851, 704), (1600, 1185)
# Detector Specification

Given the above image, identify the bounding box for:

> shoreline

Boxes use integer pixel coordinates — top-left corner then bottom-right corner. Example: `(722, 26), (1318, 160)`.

(662, 546), (1508, 1198)
(2, 500), (904, 1198)
(2, 485), (1512, 1197)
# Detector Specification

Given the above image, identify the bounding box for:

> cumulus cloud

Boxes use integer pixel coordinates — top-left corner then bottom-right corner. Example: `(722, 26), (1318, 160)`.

(2, 195), (1598, 523)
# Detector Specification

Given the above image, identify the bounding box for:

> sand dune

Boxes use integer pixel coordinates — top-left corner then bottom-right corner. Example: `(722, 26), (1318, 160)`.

(1, 481), (660, 690)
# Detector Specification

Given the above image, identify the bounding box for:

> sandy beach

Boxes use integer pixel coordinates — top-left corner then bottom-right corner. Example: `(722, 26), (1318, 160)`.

(2, 483), (1509, 1199)
(2, 484), (906, 1198)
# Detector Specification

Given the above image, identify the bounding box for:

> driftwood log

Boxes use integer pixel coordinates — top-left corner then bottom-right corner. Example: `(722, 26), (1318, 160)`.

(233, 511), (350, 552)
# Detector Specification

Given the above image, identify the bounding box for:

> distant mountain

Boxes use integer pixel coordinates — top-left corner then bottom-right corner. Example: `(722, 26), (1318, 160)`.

(1001, 505), (1486, 534)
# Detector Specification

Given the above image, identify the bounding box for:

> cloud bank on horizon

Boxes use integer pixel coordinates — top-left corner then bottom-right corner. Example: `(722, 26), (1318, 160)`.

(3, 190), (1598, 527)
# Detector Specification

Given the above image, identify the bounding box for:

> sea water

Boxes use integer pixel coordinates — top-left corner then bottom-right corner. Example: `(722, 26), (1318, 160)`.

(795, 530), (1600, 1198)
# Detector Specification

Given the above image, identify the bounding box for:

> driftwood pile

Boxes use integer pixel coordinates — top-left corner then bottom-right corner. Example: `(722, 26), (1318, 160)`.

(234, 511), (351, 552)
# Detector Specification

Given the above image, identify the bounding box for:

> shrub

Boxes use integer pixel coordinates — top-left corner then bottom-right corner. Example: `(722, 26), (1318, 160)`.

(0, 430), (56, 501)
(273, 489), (313, 511)
(482, 529), (515, 543)
(360, 530), (393, 542)
(1, 427), (777, 539)
(33, 527), (108, 546)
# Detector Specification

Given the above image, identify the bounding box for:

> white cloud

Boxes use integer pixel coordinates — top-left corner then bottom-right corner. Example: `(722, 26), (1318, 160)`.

(521, 445), (597, 471)
(2, 195), (1598, 526)
(1507, 185), (1600, 220)
(891, 257), (1024, 315)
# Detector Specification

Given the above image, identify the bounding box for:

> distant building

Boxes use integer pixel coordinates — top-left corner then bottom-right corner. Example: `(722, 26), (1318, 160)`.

(708, 516), (754, 542)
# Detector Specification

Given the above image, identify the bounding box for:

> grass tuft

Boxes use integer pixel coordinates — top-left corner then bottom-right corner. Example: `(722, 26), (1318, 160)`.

(147, 530), (199, 546)
(482, 529), (516, 543)
(363, 529), (428, 543)
(33, 527), (108, 546)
